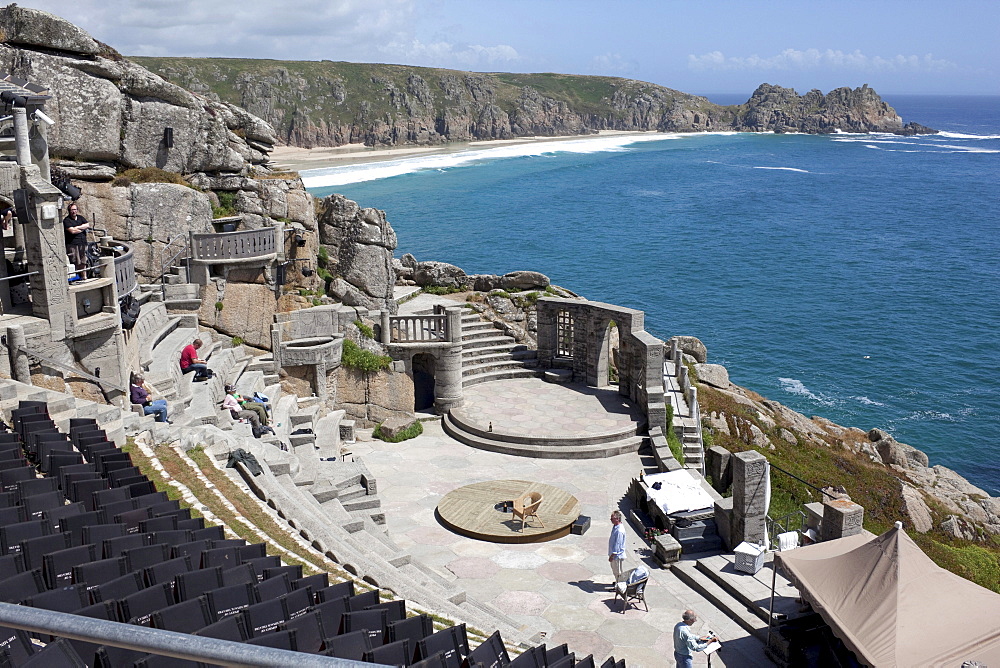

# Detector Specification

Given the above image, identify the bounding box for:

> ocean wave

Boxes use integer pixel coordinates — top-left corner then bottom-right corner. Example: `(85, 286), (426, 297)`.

(301, 133), (715, 188)
(937, 131), (1000, 140)
(778, 378), (834, 405)
(893, 409), (957, 423)
(851, 396), (885, 407)
(752, 166), (810, 173)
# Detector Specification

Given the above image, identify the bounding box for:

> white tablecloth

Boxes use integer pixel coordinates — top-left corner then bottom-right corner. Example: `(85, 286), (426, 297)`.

(643, 470), (715, 515)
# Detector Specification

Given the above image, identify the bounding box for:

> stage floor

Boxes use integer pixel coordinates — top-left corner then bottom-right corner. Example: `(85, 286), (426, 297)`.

(437, 479), (581, 544)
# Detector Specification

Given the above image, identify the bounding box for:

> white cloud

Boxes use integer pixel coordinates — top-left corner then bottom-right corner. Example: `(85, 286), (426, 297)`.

(687, 48), (956, 74)
(380, 39), (520, 70)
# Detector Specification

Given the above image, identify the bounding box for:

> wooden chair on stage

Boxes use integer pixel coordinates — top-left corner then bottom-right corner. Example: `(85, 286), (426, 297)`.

(513, 492), (544, 531)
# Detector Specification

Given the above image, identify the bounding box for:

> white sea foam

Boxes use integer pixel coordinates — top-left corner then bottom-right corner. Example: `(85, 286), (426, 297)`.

(851, 396), (885, 407)
(300, 132), (719, 188)
(753, 166), (810, 173)
(778, 378), (833, 405)
(937, 131), (1000, 140)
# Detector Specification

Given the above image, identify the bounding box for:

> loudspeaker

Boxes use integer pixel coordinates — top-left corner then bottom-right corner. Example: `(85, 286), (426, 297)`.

(571, 515), (591, 535)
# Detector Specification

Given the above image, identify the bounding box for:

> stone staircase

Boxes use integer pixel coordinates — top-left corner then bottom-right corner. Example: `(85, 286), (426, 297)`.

(664, 358), (704, 472)
(459, 311), (540, 386)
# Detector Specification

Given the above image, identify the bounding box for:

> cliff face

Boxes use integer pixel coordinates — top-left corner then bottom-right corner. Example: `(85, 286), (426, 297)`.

(131, 58), (935, 148)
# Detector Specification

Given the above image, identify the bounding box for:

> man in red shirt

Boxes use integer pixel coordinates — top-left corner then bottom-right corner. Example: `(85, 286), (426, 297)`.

(180, 338), (210, 380)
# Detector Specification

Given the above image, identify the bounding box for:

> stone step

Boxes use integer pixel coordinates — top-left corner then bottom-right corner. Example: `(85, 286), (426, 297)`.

(461, 349), (536, 366)
(460, 321), (498, 333)
(677, 534), (723, 555)
(673, 519), (718, 540)
(460, 335), (519, 351)
(670, 561), (769, 640)
(695, 555), (804, 625)
(163, 298), (202, 312)
(442, 414), (644, 459)
(461, 368), (540, 387)
(448, 407), (639, 447)
(460, 359), (538, 378)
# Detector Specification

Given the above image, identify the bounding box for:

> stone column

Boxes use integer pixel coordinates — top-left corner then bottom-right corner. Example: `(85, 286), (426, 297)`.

(706, 446), (732, 495)
(729, 450), (769, 548)
(535, 299), (557, 368)
(7, 325), (31, 384)
(821, 498), (865, 541)
(380, 310), (390, 345)
(433, 344), (464, 414)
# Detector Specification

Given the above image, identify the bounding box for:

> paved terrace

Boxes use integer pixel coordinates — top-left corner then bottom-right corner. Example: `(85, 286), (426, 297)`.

(351, 379), (773, 667)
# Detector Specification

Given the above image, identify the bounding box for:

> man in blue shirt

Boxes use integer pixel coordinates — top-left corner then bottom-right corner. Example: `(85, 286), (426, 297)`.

(673, 609), (715, 668)
(608, 510), (626, 586)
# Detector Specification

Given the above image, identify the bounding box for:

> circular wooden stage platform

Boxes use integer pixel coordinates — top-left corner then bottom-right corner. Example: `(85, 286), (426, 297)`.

(437, 480), (581, 544)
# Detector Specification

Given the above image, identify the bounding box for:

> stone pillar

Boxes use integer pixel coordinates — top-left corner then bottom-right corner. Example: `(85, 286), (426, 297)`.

(433, 344), (464, 414)
(28, 117), (51, 182)
(706, 446), (732, 494)
(535, 300), (557, 368)
(7, 325), (31, 384)
(729, 450), (769, 547)
(445, 307), (463, 344)
(821, 498), (865, 541)
(12, 108), (31, 167)
(380, 310), (390, 345)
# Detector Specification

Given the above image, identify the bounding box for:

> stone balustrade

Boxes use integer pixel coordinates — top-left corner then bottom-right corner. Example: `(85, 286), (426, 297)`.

(189, 227), (277, 264)
(107, 239), (136, 297)
(388, 314), (449, 343)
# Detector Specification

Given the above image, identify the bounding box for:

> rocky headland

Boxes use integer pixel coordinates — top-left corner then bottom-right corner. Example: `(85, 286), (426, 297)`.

(131, 57), (936, 148)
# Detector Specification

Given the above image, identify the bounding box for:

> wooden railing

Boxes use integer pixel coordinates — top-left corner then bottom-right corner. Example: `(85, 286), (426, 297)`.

(190, 227), (277, 263)
(388, 315), (449, 343)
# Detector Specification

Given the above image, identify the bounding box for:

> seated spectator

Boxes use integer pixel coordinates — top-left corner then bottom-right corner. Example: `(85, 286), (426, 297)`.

(180, 338), (210, 380)
(130, 373), (168, 423)
(223, 385), (272, 437)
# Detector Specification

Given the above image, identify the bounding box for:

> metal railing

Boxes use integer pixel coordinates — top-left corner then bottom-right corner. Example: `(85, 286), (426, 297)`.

(766, 510), (808, 549)
(191, 227), (277, 264)
(388, 315), (448, 342)
(13, 345), (126, 393)
(0, 603), (380, 667)
(157, 233), (190, 285)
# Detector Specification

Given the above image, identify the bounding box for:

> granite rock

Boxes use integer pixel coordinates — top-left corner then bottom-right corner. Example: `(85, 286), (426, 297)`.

(670, 336), (707, 363)
(695, 363), (729, 389)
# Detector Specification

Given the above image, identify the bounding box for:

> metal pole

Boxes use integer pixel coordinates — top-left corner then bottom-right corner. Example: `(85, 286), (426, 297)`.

(0, 602), (383, 667)
(765, 555), (779, 653)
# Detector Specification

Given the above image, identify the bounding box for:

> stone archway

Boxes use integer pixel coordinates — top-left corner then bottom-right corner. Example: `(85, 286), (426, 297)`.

(596, 318), (619, 388)
(412, 353), (436, 411)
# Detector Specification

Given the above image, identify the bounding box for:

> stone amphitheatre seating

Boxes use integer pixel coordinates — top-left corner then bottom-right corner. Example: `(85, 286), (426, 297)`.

(0, 388), (579, 665)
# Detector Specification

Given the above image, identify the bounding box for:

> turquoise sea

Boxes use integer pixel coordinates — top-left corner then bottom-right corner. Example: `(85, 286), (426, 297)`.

(306, 95), (1000, 495)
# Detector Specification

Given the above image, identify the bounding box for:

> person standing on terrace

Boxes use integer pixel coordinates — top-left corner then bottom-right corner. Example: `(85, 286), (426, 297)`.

(62, 202), (90, 280)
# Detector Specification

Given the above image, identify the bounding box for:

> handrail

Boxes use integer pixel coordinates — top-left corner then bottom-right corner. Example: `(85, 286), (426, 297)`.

(0, 602), (381, 667)
(388, 314), (449, 342)
(190, 227), (277, 263)
(768, 461), (838, 499)
(14, 345), (126, 393)
(156, 233), (190, 285)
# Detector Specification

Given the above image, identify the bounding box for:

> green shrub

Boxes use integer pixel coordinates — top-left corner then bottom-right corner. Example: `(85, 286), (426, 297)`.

(341, 340), (391, 372)
(489, 289), (512, 300)
(212, 191), (238, 218)
(117, 167), (190, 186)
(231, 336), (244, 347)
(373, 420), (424, 443)
(354, 320), (375, 339)
(666, 403), (684, 463)
(214, 301), (224, 311)
(423, 285), (463, 295)
(317, 247), (329, 268)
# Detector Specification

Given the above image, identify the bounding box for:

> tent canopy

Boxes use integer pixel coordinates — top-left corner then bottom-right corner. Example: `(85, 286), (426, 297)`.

(775, 524), (1000, 667)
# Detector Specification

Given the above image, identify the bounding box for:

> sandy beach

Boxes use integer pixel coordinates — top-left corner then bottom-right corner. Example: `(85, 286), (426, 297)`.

(269, 130), (659, 173)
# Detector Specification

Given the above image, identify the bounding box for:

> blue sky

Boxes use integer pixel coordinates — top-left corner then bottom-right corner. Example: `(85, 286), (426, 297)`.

(25, 0), (998, 96)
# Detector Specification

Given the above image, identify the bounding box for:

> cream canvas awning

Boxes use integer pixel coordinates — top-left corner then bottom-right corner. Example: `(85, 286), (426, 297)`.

(775, 524), (1000, 667)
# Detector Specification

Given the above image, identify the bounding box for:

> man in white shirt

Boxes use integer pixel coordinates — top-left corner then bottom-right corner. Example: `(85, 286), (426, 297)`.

(673, 609), (715, 668)
(608, 510), (626, 587)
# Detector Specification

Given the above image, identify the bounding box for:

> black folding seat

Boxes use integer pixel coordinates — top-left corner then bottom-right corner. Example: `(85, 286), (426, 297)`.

(42, 501), (86, 533)
(80, 524), (125, 552)
(547, 655), (575, 668)
(545, 644), (571, 665)
(340, 608), (388, 646)
(98, 498), (137, 521)
(107, 466), (142, 486)
(74, 429), (108, 448)
(600, 658), (624, 668)
(94, 449), (130, 470)
(210, 538), (245, 550)
(173, 566), (223, 601)
(0, 568), (46, 602)
(36, 440), (76, 471)
(46, 451), (85, 478)
(574, 655), (597, 668)
(190, 525), (224, 542)
(247, 629), (297, 651)
(364, 639), (413, 667)
(465, 630), (509, 668)
(147, 499), (182, 517)
(242, 555), (280, 580)
(176, 516), (205, 531)
(92, 486), (130, 509)
(315, 579), (355, 603)
(103, 532), (152, 558)
(171, 538), (212, 563)
(42, 543), (96, 588)
(263, 564), (302, 584)
(70, 478), (109, 509)
(111, 474), (148, 490)
(0, 445), (22, 459)
(279, 587), (313, 620)
(93, 644), (146, 668)
(144, 555), (192, 592)
(346, 589), (380, 611)
(292, 572), (328, 594)
(388, 613), (435, 648)
(0, 625), (37, 664)
(73, 556), (127, 592)
(123, 543), (170, 572)
(204, 582), (255, 620)
(90, 569), (145, 603)
(132, 653), (203, 668)
(139, 515), (177, 534)
(58, 463), (97, 490)
(132, 491), (169, 509)
(238, 542), (267, 560)
(324, 629), (372, 661)
(366, 598), (406, 623)
(194, 614), (248, 642)
(254, 572), (291, 600)
(137, 590), (203, 633)
(0, 504), (25, 526)
(411, 654), (452, 668)
(18, 637), (87, 667)
(0, 432), (21, 445)
(118, 582), (174, 626)
(221, 563), (257, 587)
(15, 476), (58, 501)
(313, 595), (350, 634)
(115, 506), (153, 534)
(279, 610), (327, 654)
(65, 600), (119, 665)
(201, 545), (240, 570)
(0, 465), (34, 493)
(61, 510), (104, 545)
(22, 490), (64, 520)
(0, 518), (52, 555)
(79, 441), (116, 463)
(0, 551), (24, 579)
(125, 480), (157, 498)
(0, 490), (17, 508)
(0, 458), (27, 472)
(68, 417), (98, 432)
(23, 583), (90, 612)
(416, 624), (469, 667)
(150, 529), (191, 547)
(241, 597), (288, 637)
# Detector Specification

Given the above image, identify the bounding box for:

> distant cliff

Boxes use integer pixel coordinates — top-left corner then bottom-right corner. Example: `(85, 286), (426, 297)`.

(130, 58), (935, 148)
